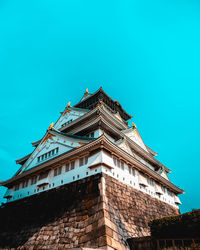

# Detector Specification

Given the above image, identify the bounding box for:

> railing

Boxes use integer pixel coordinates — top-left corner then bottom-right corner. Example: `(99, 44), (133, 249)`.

(127, 237), (200, 250)
(156, 238), (200, 250)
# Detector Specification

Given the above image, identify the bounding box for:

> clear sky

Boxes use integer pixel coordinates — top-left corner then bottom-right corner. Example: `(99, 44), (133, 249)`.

(0, 0), (200, 213)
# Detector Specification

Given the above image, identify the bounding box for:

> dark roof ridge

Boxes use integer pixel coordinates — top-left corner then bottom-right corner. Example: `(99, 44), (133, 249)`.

(74, 87), (132, 121)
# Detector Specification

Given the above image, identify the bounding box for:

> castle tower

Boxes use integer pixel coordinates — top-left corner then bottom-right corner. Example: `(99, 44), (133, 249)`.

(0, 87), (183, 249)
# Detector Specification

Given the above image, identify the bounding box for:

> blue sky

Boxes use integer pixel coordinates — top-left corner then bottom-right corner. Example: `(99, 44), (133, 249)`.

(0, 0), (200, 213)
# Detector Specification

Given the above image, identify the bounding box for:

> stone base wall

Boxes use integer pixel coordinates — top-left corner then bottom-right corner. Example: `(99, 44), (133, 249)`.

(102, 174), (179, 249)
(0, 173), (179, 249)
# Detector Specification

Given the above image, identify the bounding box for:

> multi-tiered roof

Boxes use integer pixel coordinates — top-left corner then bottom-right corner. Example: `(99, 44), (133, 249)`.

(1, 87), (183, 206)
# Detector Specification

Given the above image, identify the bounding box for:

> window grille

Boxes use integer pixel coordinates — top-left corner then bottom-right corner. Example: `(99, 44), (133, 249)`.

(54, 166), (62, 176)
(71, 161), (75, 169)
(37, 148), (59, 163)
(65, 163), (70, 172)
(31, 176), (37, 185)
(22, 180), (28, 188)
(79, 157), (84, 167)
(14, 184), (19, 191)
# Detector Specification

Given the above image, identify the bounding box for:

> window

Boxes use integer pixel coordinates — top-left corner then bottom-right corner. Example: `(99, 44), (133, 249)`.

(65, 163), (70, 172)
(31, 176), (37, 185)
(54, 166), (62, 176)
(14, 184), (19, 191)
(161, 186), (166, 193)
(37, 148), (59, 163)
(167, 190), (174, 197)
(147, 178), (154, 186)
(113, 157), (117, 166)
(79, 156), (88, 167)
(61, 119), (73, 127)
(71, 161), (75, 170)
(85, 156), (88, 165)
(128, 166), (135, 176)
(113, 157), (125, 170)
(39, 171), (49, 180)
(79, 157), (84, 167)
(22, 180), (29, 188)
(85, 132), (95, 137)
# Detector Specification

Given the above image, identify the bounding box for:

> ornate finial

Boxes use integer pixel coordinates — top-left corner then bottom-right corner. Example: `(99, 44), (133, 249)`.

(67, 102), (71, 107)
(132, 122), (137, 128)
(85, 88), (89, 93)
(48, 122), (54, 130)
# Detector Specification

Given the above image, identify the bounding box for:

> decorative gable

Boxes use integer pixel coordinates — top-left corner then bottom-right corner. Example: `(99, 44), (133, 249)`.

(54, 106), (89, 130)
(123, 127), (148, 152)
(114, 112), (124, 123)
(161, 170), (170, 181)
(116, 139), (134, 156)
(18, 129), (92, 174)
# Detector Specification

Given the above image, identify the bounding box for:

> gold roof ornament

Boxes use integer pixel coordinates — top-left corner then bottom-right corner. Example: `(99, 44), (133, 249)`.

(48, 122), (54, 131)
(85, 88), (89, 93)
(132, 122), (137, 128)
(67, 102), (71, 107)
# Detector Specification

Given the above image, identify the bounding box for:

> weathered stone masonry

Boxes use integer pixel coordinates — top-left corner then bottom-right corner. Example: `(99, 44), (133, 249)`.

(0, 173), (179, 249)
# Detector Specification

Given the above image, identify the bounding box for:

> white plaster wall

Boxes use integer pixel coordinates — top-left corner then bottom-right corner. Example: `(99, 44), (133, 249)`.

(6, 151), (180, 209)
